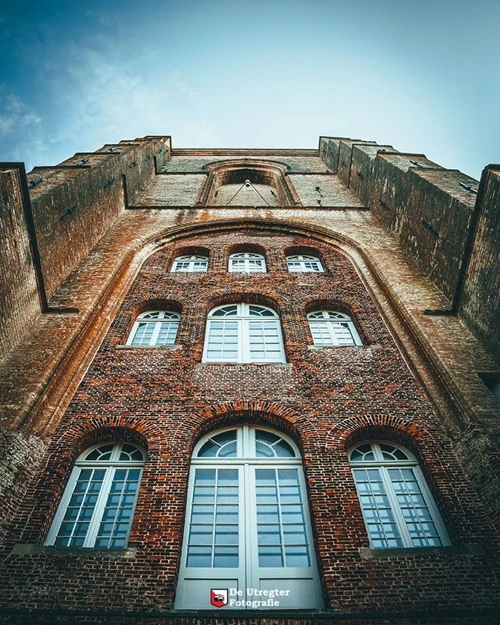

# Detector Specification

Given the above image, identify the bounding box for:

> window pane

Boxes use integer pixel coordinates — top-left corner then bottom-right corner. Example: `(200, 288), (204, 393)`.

(353, 468), (404, 548)
(187, 469), (239, 568)
(54, 468), (106, 547)
(95, 468), (141, 549)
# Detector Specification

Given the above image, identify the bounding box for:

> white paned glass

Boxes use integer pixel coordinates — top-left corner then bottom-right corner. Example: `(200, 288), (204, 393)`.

(187, 468), (239, 568)
(228, 252), (266, 273)
(172, 255), (208, 272)
(349, 442), (449, 549)
(46, 443), (145, 549)
(286, 255), (323, 273)
(203, 303), (285, 363)
(127, 311), (179, 347)
(307, 310), (362, 346)
(176, 425), (324, 610)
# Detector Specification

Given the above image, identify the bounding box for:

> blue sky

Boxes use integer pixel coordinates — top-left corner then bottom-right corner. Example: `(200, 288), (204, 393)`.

(0, 0), (498, 178)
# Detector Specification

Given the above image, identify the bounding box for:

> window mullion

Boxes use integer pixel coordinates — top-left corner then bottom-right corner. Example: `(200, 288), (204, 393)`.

(381, 466), (413, 547)
(150, 321), (162, 346)
(241, 319), (249, 363)
(84, 467), (115, 547)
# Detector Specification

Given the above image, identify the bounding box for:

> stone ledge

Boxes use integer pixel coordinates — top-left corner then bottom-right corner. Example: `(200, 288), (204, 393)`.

(115, 344), (183, 350)
(308, 344), (381, 350)
(359, 544), (486, 559)
(196, 363), (293, 369)
(11, 544), (137, 558)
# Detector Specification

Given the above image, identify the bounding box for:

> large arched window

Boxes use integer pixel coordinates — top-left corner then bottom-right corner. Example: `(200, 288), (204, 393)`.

(45, 443), (145, 548)
(228, 252), (266, 273)
(286, 255), (323, 273)
(175, 425), (324, 610)
(172, 255), (208, 273)
(308, 310), (362, 346)
(127, 310), (179, 347)
(203, 303), (285, 363)
(348, 441), (450, 549)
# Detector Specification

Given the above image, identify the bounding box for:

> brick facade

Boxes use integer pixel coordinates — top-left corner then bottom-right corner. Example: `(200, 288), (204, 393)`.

(0, 139), (499, 624)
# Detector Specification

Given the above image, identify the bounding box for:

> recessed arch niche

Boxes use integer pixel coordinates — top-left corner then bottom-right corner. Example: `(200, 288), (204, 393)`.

(197, 160), (301, 207)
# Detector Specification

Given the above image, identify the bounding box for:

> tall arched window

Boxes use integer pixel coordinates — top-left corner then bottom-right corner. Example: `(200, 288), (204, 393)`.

(172, 255), (209, 273)
(348, 442), (450, 549)
(45, 443), (145, 548)
(203, 303), (285, 363)
(127, 311), (179, 346)
(175, 425), (324, 610)
(308, 310), (362, 346)
(228, 252), (266, 273)
(286, 255), (323, 273)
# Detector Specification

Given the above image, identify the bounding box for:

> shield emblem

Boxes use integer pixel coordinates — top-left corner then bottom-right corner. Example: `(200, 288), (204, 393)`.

(210, 588), (228, 607)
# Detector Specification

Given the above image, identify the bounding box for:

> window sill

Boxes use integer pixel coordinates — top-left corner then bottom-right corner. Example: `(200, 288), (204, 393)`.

(12, 544), (137, 559)
(359, 544), (486, 559)
(116, 344), (182, 350)
(198, 362), (292, 369)
(308, 344), (380, 350)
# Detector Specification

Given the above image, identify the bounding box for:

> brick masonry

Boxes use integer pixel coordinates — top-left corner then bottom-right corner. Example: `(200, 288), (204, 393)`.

(0, 139), (499, 624)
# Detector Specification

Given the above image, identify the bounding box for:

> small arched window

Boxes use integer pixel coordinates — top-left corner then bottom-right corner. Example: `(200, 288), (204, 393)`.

(348, 441), (450, 549)
(175, 424), (323, 610)
(307, 310), (362, 346)
(203, 303), (285, 363)
(286, 255), (323, 273)
(45, 443), (145, 548)
(127, 311), (179, 347)
(172, 255), (208, 273)
(228, 252), (266, 273)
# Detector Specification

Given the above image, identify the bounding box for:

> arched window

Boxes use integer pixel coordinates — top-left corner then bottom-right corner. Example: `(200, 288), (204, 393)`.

(45, 443), (145, 548)
(175, 425), (324, 610)
(127, 311), (179, 346)
(228, 252), (266, 273)
(203, 303), (285, 363)
(172, 255), (209, 273)
(286, 255), (323, 273)
(307, 310), (362, 346)
(348, 441), (450, 549)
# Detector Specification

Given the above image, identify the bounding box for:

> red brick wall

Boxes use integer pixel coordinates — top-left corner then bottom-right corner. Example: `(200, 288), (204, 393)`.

(1, 230), (498, 623)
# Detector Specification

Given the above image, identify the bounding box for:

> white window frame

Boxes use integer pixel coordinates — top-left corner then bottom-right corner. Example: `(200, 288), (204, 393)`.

(228, 252), (266, 273)
(348, 441), (450, 549)
(202, 303), (286, 364)
(175, 425), (324, 610)
(126, 310), (180, 347)
(308, 310), (362, 346)
(286, 254), (324, 273)
(45, 443), (145, 549)
(172, 255), (209, 273)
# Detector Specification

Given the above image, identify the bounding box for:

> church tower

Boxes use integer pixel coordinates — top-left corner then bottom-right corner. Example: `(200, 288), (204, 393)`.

(0, 136), (499, 624)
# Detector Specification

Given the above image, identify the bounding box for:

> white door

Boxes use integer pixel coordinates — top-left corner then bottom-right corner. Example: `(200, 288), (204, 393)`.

(175, 426), (324, 611)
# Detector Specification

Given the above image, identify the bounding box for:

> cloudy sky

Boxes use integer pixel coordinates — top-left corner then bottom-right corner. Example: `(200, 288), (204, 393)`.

(0, 0), (498, 179)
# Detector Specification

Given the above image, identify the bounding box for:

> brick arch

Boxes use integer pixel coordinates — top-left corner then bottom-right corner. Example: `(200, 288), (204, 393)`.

(132, 298), (183, 318)
(226, 241), (267, 257)
(204, 291), (282, 316)
(167, 401), (320, 459)
(324, 414), (439, 460)
(323, 414), (487, 544)
(170, 245), (210, 260)
(304, 298), (367, 343)
(120, 299), (182, 344)
(23, 417), (165, 544)
(304, 298), (358, 317)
